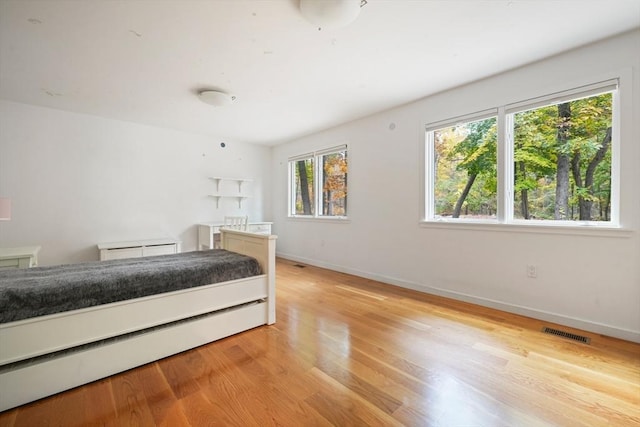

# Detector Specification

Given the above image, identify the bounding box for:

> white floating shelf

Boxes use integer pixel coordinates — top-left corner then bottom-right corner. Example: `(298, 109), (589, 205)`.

(209, 177), (253, 193)
(208, 194), (251, 209)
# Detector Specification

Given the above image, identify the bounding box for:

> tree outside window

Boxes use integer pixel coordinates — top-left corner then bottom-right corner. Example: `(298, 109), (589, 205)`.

(321, 151), (347, 216)
(433, 116), (497, 219)
(293, 157), (315, 215)
(426, 83), (616, 225)
(289, 146), (348, 218)
(513, 93), (612, 221)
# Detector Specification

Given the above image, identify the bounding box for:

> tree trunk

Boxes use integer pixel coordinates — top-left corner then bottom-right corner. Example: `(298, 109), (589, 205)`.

(583, 127), (612, 220)
(452, 173), (477, 218)
(297, 161), (312, 215)
(570, 127), (611, 221)
(555, 103), (571, 220)
(518, 161), (529, 219)
(604, 190), (611, 221)
(570, 152), (586, 219)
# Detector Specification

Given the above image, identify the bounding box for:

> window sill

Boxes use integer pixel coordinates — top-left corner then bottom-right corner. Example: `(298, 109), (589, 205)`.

(287, 215), (351, 224)
(419, 219), (632, 238)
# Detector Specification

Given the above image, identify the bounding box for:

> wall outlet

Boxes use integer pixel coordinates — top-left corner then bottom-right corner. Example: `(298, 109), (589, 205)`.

(526, 264), (538, 278)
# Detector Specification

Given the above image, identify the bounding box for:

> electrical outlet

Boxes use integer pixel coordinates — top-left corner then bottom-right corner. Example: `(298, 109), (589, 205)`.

(526, 264), (537, 278)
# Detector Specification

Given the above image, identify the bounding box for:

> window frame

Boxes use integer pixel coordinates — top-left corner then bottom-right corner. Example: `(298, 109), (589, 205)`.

(423, 79), (621, 230)
(288, 145), (348, 220)
(425, 109), (499, 222)
(288, 153), (316, 216)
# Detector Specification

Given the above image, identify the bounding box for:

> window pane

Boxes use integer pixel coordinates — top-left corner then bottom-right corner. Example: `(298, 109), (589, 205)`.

(433, 117), (497, 219)
(320, 150), (347, 216)
(293, 158), (315, 215)
(513, 92), (612, 221)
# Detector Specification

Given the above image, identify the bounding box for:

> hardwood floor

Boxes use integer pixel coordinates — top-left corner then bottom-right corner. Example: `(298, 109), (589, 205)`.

(1, 258), (639, 426)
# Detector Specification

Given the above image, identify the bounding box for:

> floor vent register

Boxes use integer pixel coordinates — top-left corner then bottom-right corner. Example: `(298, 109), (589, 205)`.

(542, 326), (591, 344)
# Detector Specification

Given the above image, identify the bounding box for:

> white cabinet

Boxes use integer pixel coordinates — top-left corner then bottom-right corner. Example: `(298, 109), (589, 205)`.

(197, 222), (272, 250)
(97, 238), (181, 261)
(208, 177), (252, 208)
(0, 246), (40, 269)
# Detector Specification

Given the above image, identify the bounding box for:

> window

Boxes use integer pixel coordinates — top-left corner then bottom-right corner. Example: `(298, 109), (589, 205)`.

(430, 115), (497, 220)
(511, 91), (613, 222)
(425, 80), (618, 226)
(289, 145), (348, 218)
(291, 156), (316, 215)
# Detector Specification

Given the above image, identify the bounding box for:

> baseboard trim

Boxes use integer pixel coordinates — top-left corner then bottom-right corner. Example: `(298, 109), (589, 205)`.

(277, 252), (640, 343)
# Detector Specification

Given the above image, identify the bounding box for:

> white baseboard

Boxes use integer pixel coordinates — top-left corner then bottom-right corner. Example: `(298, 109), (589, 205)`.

(277, 252), (640, 344)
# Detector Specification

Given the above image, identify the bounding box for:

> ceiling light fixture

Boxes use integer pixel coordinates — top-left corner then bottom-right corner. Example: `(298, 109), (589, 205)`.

(198, 90), (236, 107)
(300, 0), (367, 29)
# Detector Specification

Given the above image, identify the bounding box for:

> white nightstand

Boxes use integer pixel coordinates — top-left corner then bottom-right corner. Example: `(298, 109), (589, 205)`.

(0, 246), (41, 269)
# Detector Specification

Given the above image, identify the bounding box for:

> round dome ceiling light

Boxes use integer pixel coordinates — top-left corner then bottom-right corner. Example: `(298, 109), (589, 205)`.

(300, 0), (364, 29)
(198, 90), (236, 107)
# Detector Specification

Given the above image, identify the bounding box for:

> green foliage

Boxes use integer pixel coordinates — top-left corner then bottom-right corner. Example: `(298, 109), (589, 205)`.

(433, 91), (613, 221)
(450, 119), (497, 174)
(434, 117), (497, 218)
(513, 92), (612, 221)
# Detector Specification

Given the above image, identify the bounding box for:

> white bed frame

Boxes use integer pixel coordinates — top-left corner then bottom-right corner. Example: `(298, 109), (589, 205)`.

(0, 229), (277, 412)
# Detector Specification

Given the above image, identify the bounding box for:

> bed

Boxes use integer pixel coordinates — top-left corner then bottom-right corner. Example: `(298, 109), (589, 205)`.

(0, 229), (276, 411)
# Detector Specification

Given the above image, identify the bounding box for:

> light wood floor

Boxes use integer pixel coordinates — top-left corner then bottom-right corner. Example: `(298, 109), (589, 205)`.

(1, 258), (639, 426)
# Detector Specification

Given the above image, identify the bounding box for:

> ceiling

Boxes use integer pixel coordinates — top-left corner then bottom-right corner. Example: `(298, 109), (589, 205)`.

(1, 1), (639, 146)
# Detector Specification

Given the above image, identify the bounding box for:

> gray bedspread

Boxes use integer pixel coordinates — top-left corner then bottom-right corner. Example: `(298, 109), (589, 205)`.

(0, 250), (262, 323)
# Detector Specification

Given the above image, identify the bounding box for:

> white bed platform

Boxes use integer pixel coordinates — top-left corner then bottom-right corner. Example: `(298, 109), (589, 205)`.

(0, 229), (277, 412)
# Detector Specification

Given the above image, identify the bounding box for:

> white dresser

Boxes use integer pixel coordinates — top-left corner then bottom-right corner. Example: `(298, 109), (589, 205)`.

(197, 222), (272, 250)
(97, 238), (181, 261)
(0, 246), (41, 269)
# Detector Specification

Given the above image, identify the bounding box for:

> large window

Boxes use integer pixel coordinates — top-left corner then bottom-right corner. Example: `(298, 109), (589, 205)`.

(425, 80), (618, 226)
(289, 145), (348, 218)
(431, 115), (497, 219)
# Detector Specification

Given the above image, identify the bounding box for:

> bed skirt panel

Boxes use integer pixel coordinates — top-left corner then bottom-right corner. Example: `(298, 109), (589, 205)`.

(0, 300), (268, 412)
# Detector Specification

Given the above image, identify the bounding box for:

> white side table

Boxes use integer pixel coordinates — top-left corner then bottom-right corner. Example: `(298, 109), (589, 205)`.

(0, 246), (41, 269)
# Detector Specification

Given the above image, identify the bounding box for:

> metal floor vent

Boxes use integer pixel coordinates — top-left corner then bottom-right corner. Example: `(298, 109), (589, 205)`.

(542, 327), (591, 344)
(293, 264), (306, 268)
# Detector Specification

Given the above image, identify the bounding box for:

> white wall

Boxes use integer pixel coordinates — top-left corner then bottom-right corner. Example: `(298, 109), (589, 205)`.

(271, 30), (640, 342)
(0, 101), (271, 265)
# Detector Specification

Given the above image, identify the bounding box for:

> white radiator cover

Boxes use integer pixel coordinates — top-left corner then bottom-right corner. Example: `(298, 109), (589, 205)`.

(97, 238), (181, 261)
